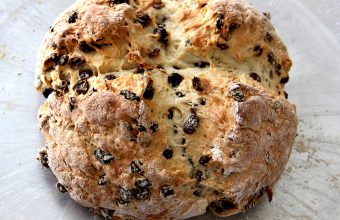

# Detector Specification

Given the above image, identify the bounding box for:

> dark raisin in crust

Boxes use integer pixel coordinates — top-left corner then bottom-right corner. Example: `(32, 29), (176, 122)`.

(104, 74), (116, 80)
(217, 43), (229, 50)
(94, 149), (114, 164)
(79, 69), (93, 80)
(79, 42), (96, 53)
(73, 79), (89, 95)
(129, 161), (141, 173)
(160, 185), (174, 197)
(143, 82), (154, 99)
(163, 148), (173, 159)
(249, 72), (262, 83)
(154, 25), (168, 45)
(183, 112), (200, 134)
(42, 88), (54, 98)
(231, 87), (244, 102)
(280, 77), (289, 84)
(110, 0), (129, 6)
(68, 11), (78, 23)
(199, 155), (212, 166)
(135, 178), (152, 188)
(56, 182), (67, 193)
(168, 73), (184, 88)
(136, 14), (151, 27)
(192, 77), (204, 92)
(120, 90), (140, 101)
(69, 57), (86, 69)
(38, 151), (49, 168)
(216, 14), (224, 30)
(194, 62), (209, 68)
(148, 48), (161, 57)
(98, 175), (107, 186)
(150, 123), (159, 133)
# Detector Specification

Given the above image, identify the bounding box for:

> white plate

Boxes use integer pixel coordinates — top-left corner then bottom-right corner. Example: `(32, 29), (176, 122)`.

(0, 0), (339, 219)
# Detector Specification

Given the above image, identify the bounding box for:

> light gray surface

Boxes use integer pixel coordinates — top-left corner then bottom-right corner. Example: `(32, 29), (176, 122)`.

(0, 0), (339, 219)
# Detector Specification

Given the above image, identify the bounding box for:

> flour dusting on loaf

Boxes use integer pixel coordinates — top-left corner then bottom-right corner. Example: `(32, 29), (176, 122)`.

(35, 0), (297, 219)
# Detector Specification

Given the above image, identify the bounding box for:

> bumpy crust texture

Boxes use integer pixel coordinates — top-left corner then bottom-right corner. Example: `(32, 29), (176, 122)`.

(35, 0), (297, 219)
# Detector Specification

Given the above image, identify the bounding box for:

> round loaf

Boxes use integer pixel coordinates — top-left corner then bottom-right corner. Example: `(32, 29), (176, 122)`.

(35, 0), (297, 219)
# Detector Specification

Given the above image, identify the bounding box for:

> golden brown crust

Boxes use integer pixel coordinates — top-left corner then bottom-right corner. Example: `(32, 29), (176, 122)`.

(35, 0), (297, 219)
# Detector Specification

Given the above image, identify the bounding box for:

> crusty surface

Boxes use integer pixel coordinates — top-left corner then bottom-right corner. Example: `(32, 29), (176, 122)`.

(35, 0), (297, 219)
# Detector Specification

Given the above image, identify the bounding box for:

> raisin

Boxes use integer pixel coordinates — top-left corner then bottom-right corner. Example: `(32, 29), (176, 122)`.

(216, 14), (224, 30)
(266, 187), (273, 202)
(148, 48), (161, 57)
(253, 45), (263, 57)
(58, 80), (69, 93)
(120, 90), (140, 101)
(44, 53), (61, 70)
(231, 87), (244, 102)
(183, 112), (200, 134)
(51, 42), (57, 49)
(181, 138), (186, 145)
(49, 26), (54, 32)
(284, 91), (288, 99)
(163, 148), (173, 159)
(267, 52), (276, 65)
(194, 61), (209, 68)
(150, 123), (159, 133)
(104, 74), (116, 80)
(59, 55), (69, 66)
(56, 182), (67, 193)
(167, 109), (174, 120)
(220, 198), (237, 210)
(192, 77), (204, 92)
(73, 79), (89, 95)
(38, 151), (49, 168)
(199, 155), (212, 166)
(69, 97), (76, 112)
(196, 170), (203, 181)
(175, 91), (185, 97)
(42, 88), (54, 98)
(154, 25), (168, 45)
(280, 77), (289, 84)
(229, 23), (239, 32)
(199, 98), (206, 105)
(160, 185), (174, 197)
(99, 208), (115, 219)
(79, 41), (95, 53)
(264, 32), (273, 42)
(69, 57), (85, 69)
(98, 175), (107, 186)
(129, 161), (141, 173)
(143, 81), (154, 99)
(94, 148), (114, 164)
(210, 198), (237, 212)
(135, 178), (152, 188)
(249, 72), (262, 83)
(110, 0), (129, 6)
(132, 187), (151, 200)
(217, 43), (229, 50)
(168, 73), (184, 88)
(79, 69), (93, 79)
(68, 11), (78, 23)
(136, 14), (151, 27)
(117, 187), (132, 204)
(134, 65), (145, 74)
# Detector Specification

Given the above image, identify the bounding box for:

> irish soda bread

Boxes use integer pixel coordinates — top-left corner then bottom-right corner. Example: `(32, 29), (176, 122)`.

(35, 0), (297, 219)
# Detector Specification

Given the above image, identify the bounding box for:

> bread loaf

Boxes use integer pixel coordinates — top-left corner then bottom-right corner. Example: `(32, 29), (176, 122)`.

(35, 0), (297, 219)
